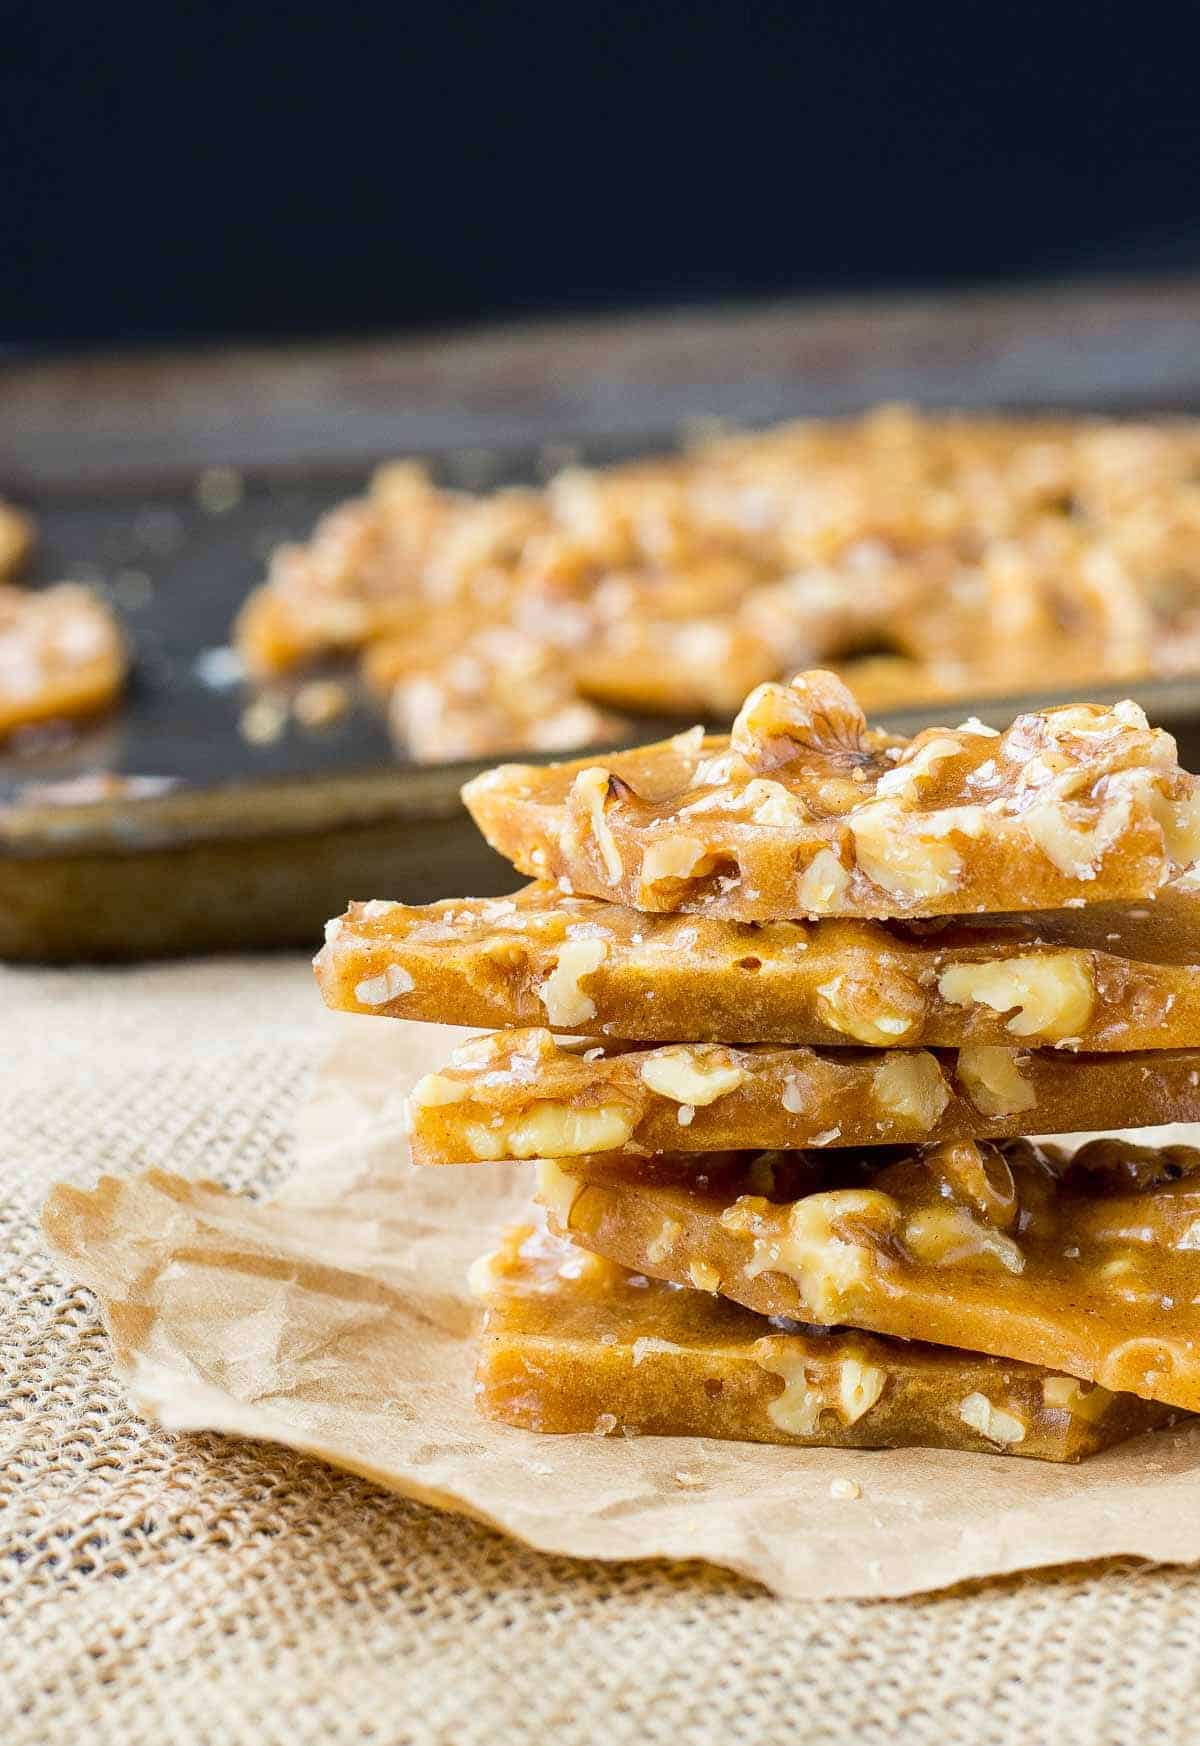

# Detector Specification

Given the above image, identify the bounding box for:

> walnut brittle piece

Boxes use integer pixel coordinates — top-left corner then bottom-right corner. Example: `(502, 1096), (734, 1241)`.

(315, 879), (1200, 1050)
(405, 1028), (1200, 1164)
(474, 1215), (1173, 1460)
(463, 671), (1200, 920)
(535, 1137), (1200, 1412)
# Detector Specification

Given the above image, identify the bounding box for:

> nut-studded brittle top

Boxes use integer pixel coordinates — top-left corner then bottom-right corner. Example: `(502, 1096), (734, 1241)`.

(317, 879), (1200, 1050)
(462, 672), (1200, 919)
(475, 1216), (1172, 1459)
(0, 584), (127, 741)
(536, 1137), (1200, 1411)
(406, 1028), (1200, 1163)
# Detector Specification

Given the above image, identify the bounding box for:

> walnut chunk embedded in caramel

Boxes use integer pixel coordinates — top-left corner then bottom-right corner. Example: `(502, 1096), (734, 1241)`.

(936, 953), (1094, 1042)
(870, 1053), (951, 1132)
(730, 669), (870, 773)
(463, 671), (1200, 920)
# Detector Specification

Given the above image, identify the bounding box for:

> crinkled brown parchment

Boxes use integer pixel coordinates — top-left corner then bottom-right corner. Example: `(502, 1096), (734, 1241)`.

(42, 1019), (1200, 1600)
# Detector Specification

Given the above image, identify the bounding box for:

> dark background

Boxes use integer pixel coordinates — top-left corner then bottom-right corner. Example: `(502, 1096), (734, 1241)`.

(3, 1), (1199, 350)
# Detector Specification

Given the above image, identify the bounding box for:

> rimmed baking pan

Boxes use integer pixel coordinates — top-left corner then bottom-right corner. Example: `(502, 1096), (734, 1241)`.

(4, 277), (1200, 960)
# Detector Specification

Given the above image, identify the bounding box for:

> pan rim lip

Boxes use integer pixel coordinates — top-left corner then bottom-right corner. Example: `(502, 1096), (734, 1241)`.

(5, 674), (1200, 859)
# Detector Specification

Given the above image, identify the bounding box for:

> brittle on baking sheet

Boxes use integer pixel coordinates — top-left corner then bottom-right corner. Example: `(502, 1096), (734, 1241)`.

(0, 501), (34, 583)
(235, 465), (548, 677)
(378, 625), (627, 764)
(534, 1137), (1200, 1412)
(405, 1028), (1200, 1163)
(233, 411), (1200, 746)
(0, 584), (127, 741)
(810, 519), (1158, 712)
(316, 879), (1200, 1050)
(462, 671), (1200, 920)
(474, 1215), (1174, 1459)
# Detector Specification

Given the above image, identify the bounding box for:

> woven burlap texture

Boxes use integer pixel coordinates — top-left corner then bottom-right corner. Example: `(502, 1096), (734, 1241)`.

(5, 956), (1200, 1746)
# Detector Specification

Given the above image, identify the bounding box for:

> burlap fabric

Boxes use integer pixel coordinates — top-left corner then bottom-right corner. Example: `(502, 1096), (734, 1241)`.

(6, 957), (1200, 1746)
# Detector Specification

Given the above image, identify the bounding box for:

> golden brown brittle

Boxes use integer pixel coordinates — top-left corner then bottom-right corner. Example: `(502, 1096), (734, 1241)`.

(463, 672), (1200, 919)
(535, 1136), (1200, 1411)
(316, 879), (1200, 1050)
(406, 1027), (1200, 1163)
(475, 1215), (1173, 1458)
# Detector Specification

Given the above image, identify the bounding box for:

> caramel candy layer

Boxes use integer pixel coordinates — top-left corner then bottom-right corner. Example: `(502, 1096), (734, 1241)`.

(476, 1217), (1173, 1460)
(536, 1138), (1200, 1412)
(407, 1028), (1200, 1164)
(0, 584), (127, 740)
(463, 672), (1200, 920)
(317, 879), (1200, 1050)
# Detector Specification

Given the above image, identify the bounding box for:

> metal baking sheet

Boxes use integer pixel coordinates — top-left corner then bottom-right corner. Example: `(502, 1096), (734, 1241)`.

(4, 280), (1200, 960)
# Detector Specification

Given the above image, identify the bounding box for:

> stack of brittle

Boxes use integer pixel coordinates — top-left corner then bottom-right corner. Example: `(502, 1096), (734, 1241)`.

(317, 670), (1200, 1463)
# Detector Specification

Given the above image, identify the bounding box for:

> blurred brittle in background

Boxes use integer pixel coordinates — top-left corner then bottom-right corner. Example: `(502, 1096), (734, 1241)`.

(234, 406), (1200, 760)
(0, 582), (127, 744)
(0, 500), (36, 582)
(0, 500), (130, 745)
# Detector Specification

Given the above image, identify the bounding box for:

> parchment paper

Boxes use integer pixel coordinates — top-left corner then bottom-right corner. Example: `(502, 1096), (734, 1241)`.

(41, 1017), (1200, 1600)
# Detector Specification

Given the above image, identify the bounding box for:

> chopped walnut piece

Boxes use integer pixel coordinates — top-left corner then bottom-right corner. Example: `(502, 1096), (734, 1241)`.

(726, 1188), (901, 1321)
(569, 766), (625, 883)
(796, 849), (851, 913)
(534, 1159), (584, 1227)
(730, 670), (868, 773)
(409, 1073), (472, 1107)
(638, 833), (728, 904)
(870, 1053), (951, 1132)
(958, 1392), (1026, 1444)
(539, 938), (607, 1028)
(937, 953), (1093, 1041)
(1042, 1375), (1116, 1422)
(353, 964), (415, 1007)
(851, 803), (964, 903)
(816, 970), (925, 1046)
(639, 1046), (748, 1106)
(956, 1047), (1038, 1118)
(829, 1477), (862, 1499)
(838, 1358), (886, 1423)
(904, 1204), (1025, 1274)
